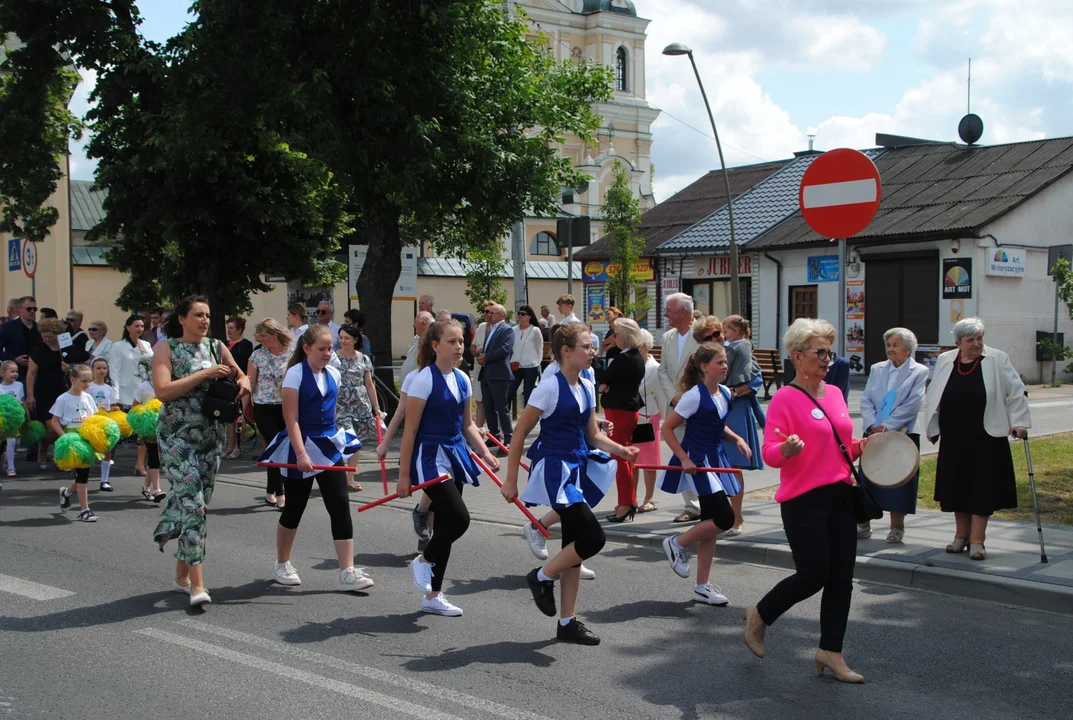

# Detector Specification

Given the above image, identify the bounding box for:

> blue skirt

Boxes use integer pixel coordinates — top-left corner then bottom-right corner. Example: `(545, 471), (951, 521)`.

(259, 428), (361, 480)
(520, 450), (616, 510)
(410, 437), (482, 488)
(657, 443), (741, 497)
(723, 398), (764, 470)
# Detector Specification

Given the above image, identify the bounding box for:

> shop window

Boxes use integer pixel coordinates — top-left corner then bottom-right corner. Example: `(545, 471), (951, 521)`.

(530, 231), (559, 256)
(789, 285), (818, 323)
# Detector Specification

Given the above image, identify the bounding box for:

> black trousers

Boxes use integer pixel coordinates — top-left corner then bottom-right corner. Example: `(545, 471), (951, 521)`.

(756, 482), (857, 653)
(254, 403), (286, 495)
(422, 481), (470, 592)
(481, 378), (512, 442)
(278, 469), (353, 541)
(509, 367), (540, 412)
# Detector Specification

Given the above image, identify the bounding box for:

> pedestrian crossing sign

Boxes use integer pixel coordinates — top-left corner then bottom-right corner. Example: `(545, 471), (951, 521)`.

(8, 238), (20, 272)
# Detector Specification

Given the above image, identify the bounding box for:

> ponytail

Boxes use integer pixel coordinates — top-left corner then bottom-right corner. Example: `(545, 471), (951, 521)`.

(676, 343), (726, 395)
(287, 324), (333, 369)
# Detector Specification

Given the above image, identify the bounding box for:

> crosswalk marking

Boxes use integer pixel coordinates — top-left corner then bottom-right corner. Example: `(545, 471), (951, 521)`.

(136, 628), (467, 720)
(0, 575), (75, 601)
(176, 619), (554, 720)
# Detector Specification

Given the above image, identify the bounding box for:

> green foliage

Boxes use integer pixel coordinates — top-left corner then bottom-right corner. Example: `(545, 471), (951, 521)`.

(603, 161), (645, 317)
(1046, 258), (1073, 381)
(463, 244), (509, 315)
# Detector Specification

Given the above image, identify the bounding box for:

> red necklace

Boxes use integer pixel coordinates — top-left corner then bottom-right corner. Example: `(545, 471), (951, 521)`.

(956, 356), (981, 375)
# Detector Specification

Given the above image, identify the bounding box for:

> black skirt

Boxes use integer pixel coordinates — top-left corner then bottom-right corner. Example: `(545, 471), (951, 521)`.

(933, 359), (1016, 516)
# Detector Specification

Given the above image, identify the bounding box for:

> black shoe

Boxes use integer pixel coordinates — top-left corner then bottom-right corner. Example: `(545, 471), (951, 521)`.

(556, 618), (600, 645)
(605, 505), (637, 523)
(59, 487), (71, 511)
(526, 568), (557, 617)
(411, 505), (431, 539)
(99, 482), (113, 492)
(417, 535), (430, 553)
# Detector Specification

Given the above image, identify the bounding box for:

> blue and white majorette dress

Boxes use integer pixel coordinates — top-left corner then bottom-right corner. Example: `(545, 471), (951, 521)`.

(408, 366), (482, 488)
(259, 361), (361, 479)
(520, 372), (616, 510)
(658, 383), (742, 497)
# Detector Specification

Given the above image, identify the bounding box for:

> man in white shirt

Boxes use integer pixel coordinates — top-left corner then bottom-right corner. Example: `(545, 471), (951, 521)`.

(316, 301), (342, 349)
(540, 305), (556, 327)
(557, 294), (580, 325)
(657, 292), (702, 522)
(399, 311), (434, 382)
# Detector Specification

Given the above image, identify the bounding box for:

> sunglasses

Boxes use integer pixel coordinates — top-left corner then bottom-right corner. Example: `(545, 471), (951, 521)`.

(88, 328), (102, 332)
(317, 309), (331, 315)
(24, 307), (37, 312)
(701, 331), (721, 342)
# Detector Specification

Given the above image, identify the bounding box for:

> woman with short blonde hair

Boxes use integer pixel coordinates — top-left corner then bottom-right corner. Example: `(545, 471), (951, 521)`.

(692, 315), (723, 345)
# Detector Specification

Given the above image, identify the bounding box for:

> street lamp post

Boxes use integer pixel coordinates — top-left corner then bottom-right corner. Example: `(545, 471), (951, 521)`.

(663, 43), (740, 315)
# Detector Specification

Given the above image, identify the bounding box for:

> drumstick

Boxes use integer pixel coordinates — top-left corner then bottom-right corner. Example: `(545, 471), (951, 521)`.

(634, 465), (742, 474)
(773, 428), (787, 439)
(470, 453), (552, 538)
(356, 474), (452, 512)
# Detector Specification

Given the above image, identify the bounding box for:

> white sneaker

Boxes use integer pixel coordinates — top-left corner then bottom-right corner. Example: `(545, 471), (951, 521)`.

(693, 582), (729, 606)
(410, 555), (433, 594)
(273, 561), (302, 586)
(579, 564), (596, 580)
(663, 536), (690, 578)
(339, 566), (375, 592)
(523, 522), (549, 560)
(421, 593), (463, 617)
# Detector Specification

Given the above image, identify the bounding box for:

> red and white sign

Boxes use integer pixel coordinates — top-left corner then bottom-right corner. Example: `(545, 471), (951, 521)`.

(22, 239), (38, 279)
(798, 149), (882, 239)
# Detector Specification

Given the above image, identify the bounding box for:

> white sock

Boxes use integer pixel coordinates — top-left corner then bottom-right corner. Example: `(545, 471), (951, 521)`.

(559, 616), (574, 627)
(100, 461), (111, 483)
(537, 569), (552, 583)
(5, 438), (15, 471)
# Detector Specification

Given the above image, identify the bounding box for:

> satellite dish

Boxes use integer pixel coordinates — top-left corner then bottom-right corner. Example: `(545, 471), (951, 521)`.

(958, 113), (984, 145)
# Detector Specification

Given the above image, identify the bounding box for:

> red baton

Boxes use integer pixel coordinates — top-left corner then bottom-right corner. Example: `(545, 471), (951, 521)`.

(634, 464), (742, 474)
(470, 453), (551, 539)
(485, 433), (530, 472)
(356, 474), (452, 512)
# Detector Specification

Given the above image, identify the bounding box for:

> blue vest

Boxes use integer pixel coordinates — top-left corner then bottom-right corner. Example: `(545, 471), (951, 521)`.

(682, 383), (731, 451)
(297, 361), (338, 434)
(417, 367), (468, 444)
(528, 372), (592, 461)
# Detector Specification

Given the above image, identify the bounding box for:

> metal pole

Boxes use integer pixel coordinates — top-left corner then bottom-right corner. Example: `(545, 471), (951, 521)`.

(567, 234), (574, 296)
(1052, 280), (1060, 387)
(838, 238), (846, 357)
(687, 51), (740, 315)
(511, 221), (526, 316)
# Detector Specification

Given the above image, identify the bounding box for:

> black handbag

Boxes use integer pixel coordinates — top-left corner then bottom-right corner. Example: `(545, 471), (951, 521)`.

(201, 340), (240, 423)
(786, 384), (883, 523)
(631, 365), (656, 444)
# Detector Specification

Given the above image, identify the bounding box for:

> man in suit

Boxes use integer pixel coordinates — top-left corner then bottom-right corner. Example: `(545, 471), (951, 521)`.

(0, 296), (41, 383)
(477, 303), (515, 445)
(657, 292), (703, 522)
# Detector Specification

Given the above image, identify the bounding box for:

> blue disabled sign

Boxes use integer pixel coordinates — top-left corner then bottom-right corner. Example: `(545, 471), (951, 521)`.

(8, 238), (21, 272)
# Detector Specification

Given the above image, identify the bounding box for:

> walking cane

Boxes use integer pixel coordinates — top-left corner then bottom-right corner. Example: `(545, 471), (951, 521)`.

(1022, 433), (1048, 563)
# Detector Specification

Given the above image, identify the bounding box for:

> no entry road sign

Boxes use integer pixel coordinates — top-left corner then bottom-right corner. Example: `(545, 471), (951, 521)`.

(798, 149), (882, 239)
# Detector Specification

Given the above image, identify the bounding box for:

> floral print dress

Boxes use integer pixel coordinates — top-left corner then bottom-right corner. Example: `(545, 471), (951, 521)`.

(152, 338), (225, 566)
(335, 353), (377, 441)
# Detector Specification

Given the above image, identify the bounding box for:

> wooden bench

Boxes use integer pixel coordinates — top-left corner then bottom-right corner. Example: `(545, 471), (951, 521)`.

(649, 346), (661, 363)
(754, 348), (783, 399)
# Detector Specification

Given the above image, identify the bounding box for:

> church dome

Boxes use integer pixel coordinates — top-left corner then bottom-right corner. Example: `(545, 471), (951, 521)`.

(581, 0), (637, 16)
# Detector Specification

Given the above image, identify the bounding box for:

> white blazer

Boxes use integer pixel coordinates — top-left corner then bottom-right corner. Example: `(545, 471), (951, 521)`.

(860, 357), (929, 434)
(638, 355), (669, 422)
(656, 325), (698, 415)
(924, 345), (1031, 440)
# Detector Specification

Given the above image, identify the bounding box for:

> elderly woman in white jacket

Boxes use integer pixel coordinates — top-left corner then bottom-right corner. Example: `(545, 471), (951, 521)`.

(924, 317), (1031, 561)
(857, 327), (929, 543)
(634, 329), (669, 513)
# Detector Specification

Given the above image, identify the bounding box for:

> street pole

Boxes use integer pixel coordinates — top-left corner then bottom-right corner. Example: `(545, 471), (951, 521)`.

(838, 238), (846, 357)
(686, 51), (740, 315)
(567, 235), (574, 296)
(1052, 279), (1060, 387)
(511, 221), (526, 316)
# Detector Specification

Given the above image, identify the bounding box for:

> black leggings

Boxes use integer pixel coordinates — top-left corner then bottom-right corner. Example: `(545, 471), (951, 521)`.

(559, 503), (605, 563)
(146, 443), (160, 470)
(278, 469), (353, 540)
(422, 481), (470, 592)
(756, 482), (857, 653)
(73, 467), (90, 485)
(699, 492), (735, 531)
(254, 403), (285, 496)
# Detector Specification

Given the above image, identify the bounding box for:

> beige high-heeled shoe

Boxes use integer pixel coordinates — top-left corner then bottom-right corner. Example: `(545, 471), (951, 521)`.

(743, 605), (766, 658)
(815, 650), (864, 683)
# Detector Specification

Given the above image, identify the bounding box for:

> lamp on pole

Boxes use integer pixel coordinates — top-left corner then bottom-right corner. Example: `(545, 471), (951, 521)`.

(663, 42), (740, 315)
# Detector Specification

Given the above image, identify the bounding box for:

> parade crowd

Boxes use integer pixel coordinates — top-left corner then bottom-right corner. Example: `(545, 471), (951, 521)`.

(0, 289), (1032, 681)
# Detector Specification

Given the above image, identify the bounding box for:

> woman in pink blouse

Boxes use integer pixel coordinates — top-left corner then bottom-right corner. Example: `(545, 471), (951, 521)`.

(743, 318), (872, 684)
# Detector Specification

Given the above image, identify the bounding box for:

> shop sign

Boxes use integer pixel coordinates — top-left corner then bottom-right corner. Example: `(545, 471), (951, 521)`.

(985, 248), (1025, 277)
(696, 255), (752, 278)
(582, 260), (654, 283)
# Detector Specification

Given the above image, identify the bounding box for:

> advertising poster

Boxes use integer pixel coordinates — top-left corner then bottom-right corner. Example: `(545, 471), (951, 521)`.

(349, 244), (418, 301)
(942, 258), (972, 299)
(634, 286), (649, 328)
(807, 255), (839, 282)
(586, 284), (607, 324)
(845, 279), (865, 373)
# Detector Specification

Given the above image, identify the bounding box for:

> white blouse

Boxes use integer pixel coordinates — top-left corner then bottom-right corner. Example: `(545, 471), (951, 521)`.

(511, 325), (544, 369)
(108, 338), (153, 406)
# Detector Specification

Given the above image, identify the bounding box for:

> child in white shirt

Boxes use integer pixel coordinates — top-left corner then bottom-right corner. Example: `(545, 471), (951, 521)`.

(53, 365), (100, 522)
(89, 357), (120, 491)
(0, 360), (26, 479)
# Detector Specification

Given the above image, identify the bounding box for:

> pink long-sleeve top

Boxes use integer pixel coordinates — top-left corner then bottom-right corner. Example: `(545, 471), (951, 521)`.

(762, 383), (862, 503)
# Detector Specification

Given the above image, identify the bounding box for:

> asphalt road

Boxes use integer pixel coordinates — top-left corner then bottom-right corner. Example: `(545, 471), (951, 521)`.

(2, 473), (1072, 720)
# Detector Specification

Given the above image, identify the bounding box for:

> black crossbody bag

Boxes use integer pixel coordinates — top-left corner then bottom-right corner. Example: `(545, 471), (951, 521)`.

(201, 340), (240, 423)
(786, 384), (882, 523)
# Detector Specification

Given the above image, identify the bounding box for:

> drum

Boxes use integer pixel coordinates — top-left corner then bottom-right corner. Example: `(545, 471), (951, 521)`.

(860, 431), (919, 488)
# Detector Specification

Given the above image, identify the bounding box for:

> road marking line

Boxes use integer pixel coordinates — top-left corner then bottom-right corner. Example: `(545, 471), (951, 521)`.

(0, 574), (75, 601)
(135, 628), (465, 720)
(802, 178), (877, 208)
(177, 619), (553, 720)
(1027, 400), (1072, 408)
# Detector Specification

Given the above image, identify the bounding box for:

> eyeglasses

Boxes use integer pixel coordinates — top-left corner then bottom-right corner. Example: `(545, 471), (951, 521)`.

(803, 349), (835, 361)
(701, 331), (721, 342)
(88, 328), (102, 333)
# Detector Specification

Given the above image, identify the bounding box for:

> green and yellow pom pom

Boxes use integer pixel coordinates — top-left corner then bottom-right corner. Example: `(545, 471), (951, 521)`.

(78, 414), (121, 454)
(0, 394), (26, 439)
(20, 420), (47, 448)
(99, 408), (133, 438)
(55, 432), (96, 470)
(128, 399), (162, 442)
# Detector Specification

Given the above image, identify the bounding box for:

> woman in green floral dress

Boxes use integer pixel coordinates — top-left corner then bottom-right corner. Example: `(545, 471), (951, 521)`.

(151, 296), (250, 607)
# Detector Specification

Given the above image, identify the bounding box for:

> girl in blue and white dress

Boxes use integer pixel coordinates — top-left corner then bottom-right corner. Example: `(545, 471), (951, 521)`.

(503, 323), (638, 646)
(658, 343), (752, 607)
(259, 325), (375, 593)
(398, 319), (499, 617)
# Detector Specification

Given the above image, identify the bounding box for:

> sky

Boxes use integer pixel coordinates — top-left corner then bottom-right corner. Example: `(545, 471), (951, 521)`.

(68, 0), (1073, 203)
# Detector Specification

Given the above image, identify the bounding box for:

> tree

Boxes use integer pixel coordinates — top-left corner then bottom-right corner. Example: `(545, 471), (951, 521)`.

(1042, 257), (1073, 381)
(603, 161), (646, 317)
(464, 244), (509, 315)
